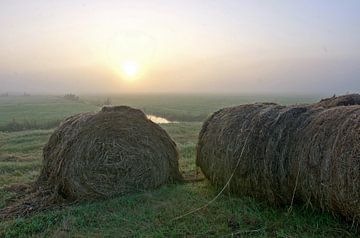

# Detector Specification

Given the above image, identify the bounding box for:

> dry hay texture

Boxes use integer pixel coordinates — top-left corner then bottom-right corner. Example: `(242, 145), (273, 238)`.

(1, 106), (182, 218)
(196, 94), (360, 224)
(36, 106), (183, 201)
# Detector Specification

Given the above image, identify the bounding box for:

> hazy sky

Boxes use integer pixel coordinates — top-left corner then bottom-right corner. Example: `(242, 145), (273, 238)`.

(0, 0), (359, 94)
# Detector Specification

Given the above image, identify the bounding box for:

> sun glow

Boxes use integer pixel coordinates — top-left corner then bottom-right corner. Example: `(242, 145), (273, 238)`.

(107, 32), (156, 82)
(121, 60), (139, 79)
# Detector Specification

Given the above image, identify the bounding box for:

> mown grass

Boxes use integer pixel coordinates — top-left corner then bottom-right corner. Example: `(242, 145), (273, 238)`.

(0, 130), (52, 157)
(1, 182), (355, 237)
(0, 95), (357, 237)
(0, 123), (357, 237)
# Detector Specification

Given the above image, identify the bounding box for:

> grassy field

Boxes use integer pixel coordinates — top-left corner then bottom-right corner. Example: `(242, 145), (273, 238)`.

(0, 94), (357, 237)
(0, 96), (98, 131)
(0, 94), (321, 131)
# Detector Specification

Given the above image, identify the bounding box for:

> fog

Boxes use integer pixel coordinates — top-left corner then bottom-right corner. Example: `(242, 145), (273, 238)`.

(1, 1), (359, 95)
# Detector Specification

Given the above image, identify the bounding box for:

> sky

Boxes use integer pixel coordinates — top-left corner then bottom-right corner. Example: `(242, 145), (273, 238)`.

(0, 0), (359, 94)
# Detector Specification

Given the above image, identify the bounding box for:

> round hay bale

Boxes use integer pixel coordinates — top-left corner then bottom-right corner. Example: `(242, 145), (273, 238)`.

(37, 106), (183, 201)
(315, 94), (360, 108)
(196, 95), (360, 224)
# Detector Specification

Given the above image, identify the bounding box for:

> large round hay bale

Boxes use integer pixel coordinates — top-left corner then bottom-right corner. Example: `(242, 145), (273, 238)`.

(196, 95), (360, 223)
(37, 106), (182, 201)
(314, 93), (360, 108)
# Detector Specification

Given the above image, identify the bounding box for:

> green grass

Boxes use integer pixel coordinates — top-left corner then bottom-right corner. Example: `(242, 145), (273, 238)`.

(1, 182), (355, 237)
(0, 96), (98, 131)
(83, 93), (322, 122)
(0, 124), (357, 237)
(0, 94), (357, 237)
(0, 94), (322, 131)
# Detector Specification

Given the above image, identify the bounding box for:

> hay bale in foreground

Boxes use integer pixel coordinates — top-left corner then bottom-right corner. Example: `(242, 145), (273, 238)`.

(196, 95), (360, 223)
(37, 106), (183, 201)
(0, 106), (182, 218)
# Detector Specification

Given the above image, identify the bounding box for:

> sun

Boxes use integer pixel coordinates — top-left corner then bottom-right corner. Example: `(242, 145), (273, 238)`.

(121, 60), (139, 79)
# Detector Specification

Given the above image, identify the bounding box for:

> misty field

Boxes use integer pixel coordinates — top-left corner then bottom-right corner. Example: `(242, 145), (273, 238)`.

(0, 95), (357, 237)
(0, 94), (321, 131)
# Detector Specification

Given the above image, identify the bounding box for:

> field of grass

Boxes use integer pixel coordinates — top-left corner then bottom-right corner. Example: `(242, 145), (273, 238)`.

(83, 94), (323, 122)
(0, 94), (357, 237)
(0, 94), (322, 131)
(0, 96), (98, 131)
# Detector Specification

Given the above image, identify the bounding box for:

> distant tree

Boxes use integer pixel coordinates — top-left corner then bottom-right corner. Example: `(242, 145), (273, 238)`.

(64, 93), (80, 101)
(0, 92), (9, 97)
(103, 98), (112, 105)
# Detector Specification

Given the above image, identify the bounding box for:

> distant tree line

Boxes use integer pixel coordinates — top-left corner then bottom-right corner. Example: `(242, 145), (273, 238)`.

(0, 92), (31, 97)
(64, 94), (80, 101)
(92, 98), (112, 106)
